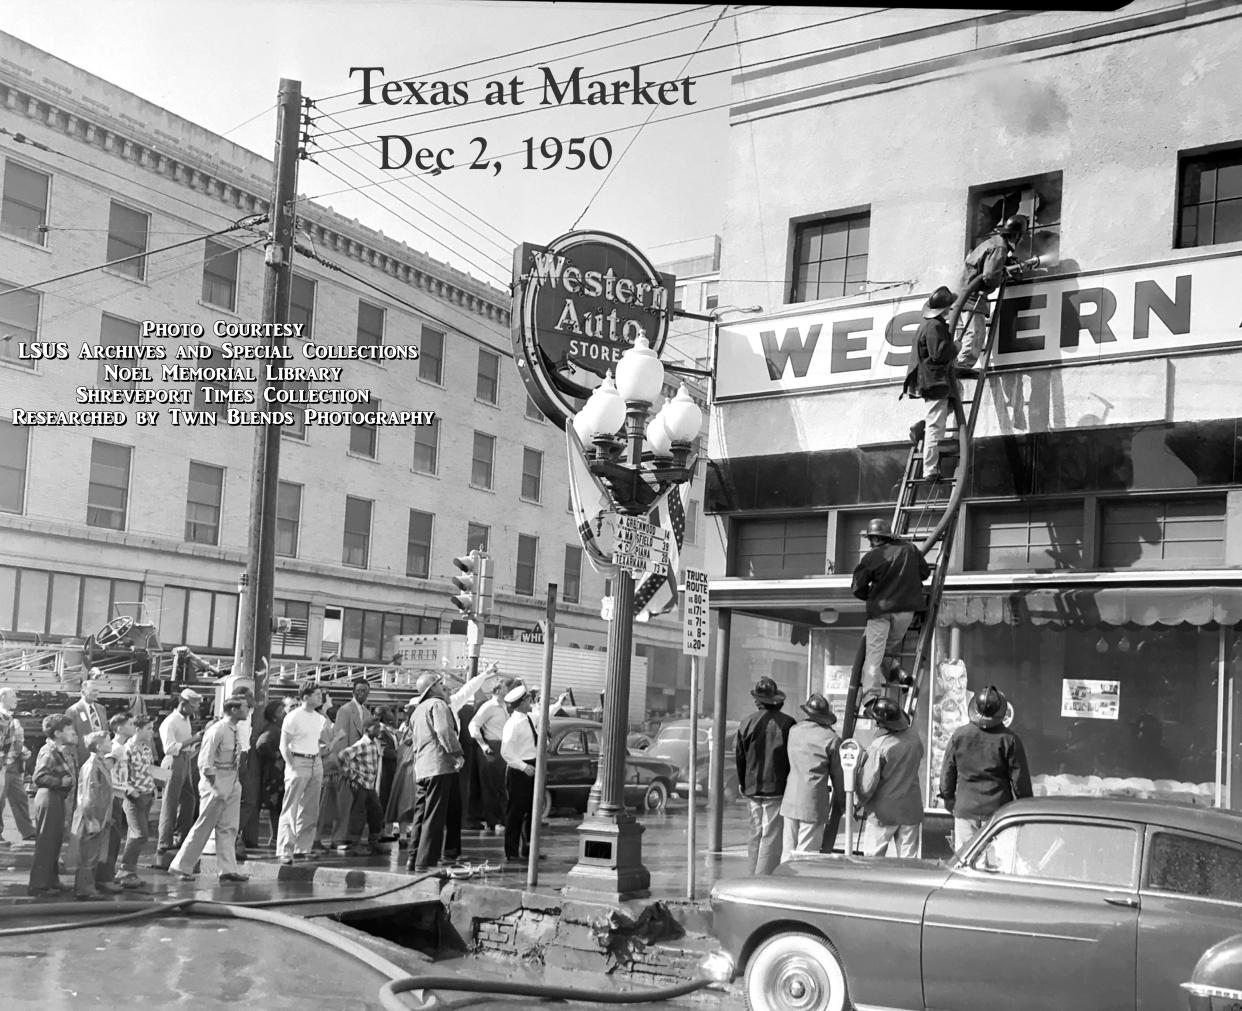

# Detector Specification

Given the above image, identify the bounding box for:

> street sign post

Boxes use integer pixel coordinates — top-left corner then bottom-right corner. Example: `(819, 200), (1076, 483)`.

(681, 567), (709, 900)
(839, 738), (862, 856)
(614, 514), (670, 577)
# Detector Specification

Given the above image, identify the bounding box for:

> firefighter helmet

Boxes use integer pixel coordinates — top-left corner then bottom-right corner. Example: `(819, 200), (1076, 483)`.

(865, 517), (895, 540)
(999, 214), (1028, 240)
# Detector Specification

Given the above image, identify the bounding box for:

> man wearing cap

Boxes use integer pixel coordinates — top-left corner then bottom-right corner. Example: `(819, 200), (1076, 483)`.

(499, 683), (540, 863)
(65, 672), (109, 767)
(939, 685), (1032, 851)
(330, 679), (372, 851)
(852, 520), (930, 691)
(157, 688), (203, 858)
(169, 695), (250, 883)
(780, 694), (845, 856)
(406, 673), (464, 872)
(903, 284), (960, 483)
(735, 677), (796, 875)
(277, 684), (330, 864)
(469, 677), (514, 835)
(857, 697), (925, 858)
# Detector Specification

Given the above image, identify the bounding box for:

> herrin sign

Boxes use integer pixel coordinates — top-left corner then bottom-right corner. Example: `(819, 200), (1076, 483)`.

(511, 231), (676, 428)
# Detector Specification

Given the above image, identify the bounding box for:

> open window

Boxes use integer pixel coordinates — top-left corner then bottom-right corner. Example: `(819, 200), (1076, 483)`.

(967, 171), (1062, 264)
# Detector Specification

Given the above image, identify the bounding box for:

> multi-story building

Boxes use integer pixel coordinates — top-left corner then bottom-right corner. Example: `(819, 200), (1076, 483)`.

(0, 31), (692, 716)
(708, 5), (1242, 815)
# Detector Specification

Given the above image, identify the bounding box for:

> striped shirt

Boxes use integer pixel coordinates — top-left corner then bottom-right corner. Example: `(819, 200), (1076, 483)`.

(124, 739), (156, 797)
(339, 734), (380, 790)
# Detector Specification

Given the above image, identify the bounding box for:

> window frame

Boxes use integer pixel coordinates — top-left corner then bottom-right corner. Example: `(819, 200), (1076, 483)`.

(521, 447), (543, 503)
(476, 347), (500, 405)
(966, 171), (1063, 264)
(516, 533), (538, 597)
(184, 460), (225, 546)
(349, 395), (380, 459)
(192, 345), (230, 417)
(342, 495), (374, 569)
(0, 159), (50, 247)
(201, 238), (241, 312)
(1175, 143), (1242, 249)
(961, 817), (1141, 892)
(0, 280), (41, 371)
(412, 416), (440, 474)
(788, 206), (870, 304)
(86, 439), (132, 532)
(97, 313), (141, 389)
(419, 325), (445, 385)
(1097, 494), (1226, 569)
(356, 299), (385, 346)
(289, 271), (316, 338)
(1142, 827), (1242, 908)
(282, 379), (308, 440)
(276, 480), (302, 558)
(471, 430), (495, 490)
(104, 200), (150, 280)
(562, 545), (583, 604)
(0, 417), (30, 515)
(406, 508), (434, 579)
(466, 522), (490, 554)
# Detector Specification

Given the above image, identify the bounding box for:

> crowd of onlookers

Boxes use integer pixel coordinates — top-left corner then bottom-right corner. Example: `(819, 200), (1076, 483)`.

(734, 675), (1032, 874)
(0, 665), (578, 896)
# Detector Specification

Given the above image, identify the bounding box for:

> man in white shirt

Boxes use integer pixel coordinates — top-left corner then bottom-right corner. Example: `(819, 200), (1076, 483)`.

(156, 689), (202, 859)
(499, 684), (540, 863)
(468, 678), (513, 835)
(330, 679), (372, 850)
(277, 684), (329, 865)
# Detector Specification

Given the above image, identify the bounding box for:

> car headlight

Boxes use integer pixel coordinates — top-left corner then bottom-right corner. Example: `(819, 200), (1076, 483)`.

(697, 949), (736, 983)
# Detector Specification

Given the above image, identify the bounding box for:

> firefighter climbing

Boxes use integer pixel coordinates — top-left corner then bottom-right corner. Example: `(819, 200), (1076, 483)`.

(957, 213), (1029, 368)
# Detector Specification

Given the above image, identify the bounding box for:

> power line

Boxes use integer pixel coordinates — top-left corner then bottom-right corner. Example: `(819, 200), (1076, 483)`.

(572, 7), (728, 230)
(313, 4), (718, 108)
(221, 103), (276, 139)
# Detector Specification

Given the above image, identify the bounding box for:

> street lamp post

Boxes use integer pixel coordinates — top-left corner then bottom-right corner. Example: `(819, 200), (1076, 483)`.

(563, 337), (701, 901)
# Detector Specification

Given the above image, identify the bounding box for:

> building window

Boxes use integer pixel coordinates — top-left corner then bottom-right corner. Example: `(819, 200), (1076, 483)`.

(193, 346), (229, 416)
(734, 516), (828, 578)
(87, 440), (131, 530)
(412, 416), (439, 474)
(272, 598), (310, 658)
(340, 607), (438, 663)
(420, 325), (444, 384)
(202, 239), (239, 311)
(516, 534), (538, 596)
(525, 395), (544, 422)
(289, 272), (315, 337)
(1, 419), (29, 514)
(1099, 496), (1225, 569)
(790, 210), (869, 303)
(0, 566), (142, 640)
(0, 281), (40, 370)
(105, 201), (149, 279)
(276, 480), (301, 558)
(1177, 147), (1242, 248)
(685, 498), (699, 544)
(967, 171), (1062, 263)
(184, 462), (224, 545)
(350, 396), (379, 458)
(471, 431), (495, 489)
(407, 509), (433, 578)
(477, 348), (500, 404)
(521, 447), (542, 502)
(342, 495), (373, 568)
(563, 545), (582, 604)
(702, 280), (719, 313)
(357, 300), (384, 346)
(467, 522), (489, 553)
(967, 502), (1084, 572)
(0, 161), (49, 246)
(159, 585), (237, 651)
(97, 314), (140, 389)
(673, 285), (685, 311)
(282, 379), (307, 439)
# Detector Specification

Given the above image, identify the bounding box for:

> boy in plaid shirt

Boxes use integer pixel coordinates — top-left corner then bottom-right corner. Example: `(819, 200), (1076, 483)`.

(338, 719), (389, 857)
(118, 714), (157, 888)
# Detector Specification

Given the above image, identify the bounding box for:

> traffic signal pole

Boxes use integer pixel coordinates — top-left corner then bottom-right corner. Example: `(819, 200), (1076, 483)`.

(237, 78), (302, 704)
(451, 550), (492, 678)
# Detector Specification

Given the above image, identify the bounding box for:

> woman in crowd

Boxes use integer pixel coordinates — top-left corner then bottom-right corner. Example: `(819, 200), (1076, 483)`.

(383, 698), (419, 846)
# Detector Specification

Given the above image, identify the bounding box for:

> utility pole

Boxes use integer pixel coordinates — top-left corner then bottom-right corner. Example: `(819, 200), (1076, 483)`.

(237, 78), (303, 704)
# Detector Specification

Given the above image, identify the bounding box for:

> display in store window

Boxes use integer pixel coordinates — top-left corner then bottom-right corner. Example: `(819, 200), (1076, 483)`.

(928, 658), (970, 809)
(1060, 678), (1121, 720)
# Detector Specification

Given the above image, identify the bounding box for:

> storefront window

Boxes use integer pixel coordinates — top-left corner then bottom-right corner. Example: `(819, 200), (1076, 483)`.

(723, 612), (808, 722)
(932, 590), (1229, 809)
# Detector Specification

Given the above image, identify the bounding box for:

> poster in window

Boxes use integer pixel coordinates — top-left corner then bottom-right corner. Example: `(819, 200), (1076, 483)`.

(929, 659), (971, 808)
(1060, 678), (1121, 720)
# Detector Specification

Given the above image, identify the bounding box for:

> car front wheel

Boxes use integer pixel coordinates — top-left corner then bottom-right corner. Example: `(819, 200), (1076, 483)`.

(641, 779), (668, 813)
(745, 931), (851, 1011)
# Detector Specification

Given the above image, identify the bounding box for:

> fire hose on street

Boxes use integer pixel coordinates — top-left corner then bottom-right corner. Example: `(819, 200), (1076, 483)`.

(0, 870), (727, 1009)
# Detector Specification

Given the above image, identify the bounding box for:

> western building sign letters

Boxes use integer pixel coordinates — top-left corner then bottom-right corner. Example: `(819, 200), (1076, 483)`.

(716, 253), (1242, 400)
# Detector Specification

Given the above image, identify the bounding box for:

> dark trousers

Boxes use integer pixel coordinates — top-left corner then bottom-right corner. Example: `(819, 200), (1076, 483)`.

(1, 765), (34, 839)
(239, 751), (261, 848)
(478, 739), (507, 828)
(409, 773), (453, 870)
(346, 785), (383, 841)
(444, 774), (462, 858)
(121, 793), (153, 873)
(75, 829), (106, 897)
(158, 753), (196, 850)
(332, 778), (359, 845)
(504, 767), (534, 860)
(29, 788), (67, 892)
(97, 797), (126, 882)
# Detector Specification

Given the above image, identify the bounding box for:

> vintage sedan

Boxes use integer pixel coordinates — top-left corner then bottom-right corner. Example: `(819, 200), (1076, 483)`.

(543, 717), (678, 816)
(710, 797), (1242, 1011)
(647, 718), (742, 801)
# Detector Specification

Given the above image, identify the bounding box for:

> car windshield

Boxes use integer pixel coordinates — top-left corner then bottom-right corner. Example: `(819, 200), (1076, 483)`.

(655, 728), (694, 743)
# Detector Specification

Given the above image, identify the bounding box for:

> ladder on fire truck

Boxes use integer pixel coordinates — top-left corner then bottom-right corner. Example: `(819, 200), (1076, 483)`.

(838, 268), (1024, 745)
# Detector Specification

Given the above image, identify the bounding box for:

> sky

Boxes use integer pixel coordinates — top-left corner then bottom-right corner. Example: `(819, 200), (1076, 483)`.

(2, 0), (754, 293)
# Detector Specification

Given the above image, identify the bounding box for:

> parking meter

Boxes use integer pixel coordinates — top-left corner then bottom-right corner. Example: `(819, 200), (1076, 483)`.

(839, 739), (862, 856)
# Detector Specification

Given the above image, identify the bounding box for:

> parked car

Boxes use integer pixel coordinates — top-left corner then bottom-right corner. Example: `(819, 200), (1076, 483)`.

(709, 797), (1242, 1011)
(626, 732), (655, 753)
(543, 717), (678, 817)
(1185, 932), (1242, 1010)
(646, 718), (741, 802)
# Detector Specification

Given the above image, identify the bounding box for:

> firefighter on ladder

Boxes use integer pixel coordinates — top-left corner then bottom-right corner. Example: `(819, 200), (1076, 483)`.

(852, 519), (930, 693)
(904, 285), (959, 483)
(956, 213), (1029, 369)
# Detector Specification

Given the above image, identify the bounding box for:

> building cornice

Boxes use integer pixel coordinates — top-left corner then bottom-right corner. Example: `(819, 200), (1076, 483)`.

(0, 56), (511, 328)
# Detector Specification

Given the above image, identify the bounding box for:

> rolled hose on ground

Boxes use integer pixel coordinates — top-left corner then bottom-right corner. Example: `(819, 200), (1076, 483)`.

(0, 875), (720, 1009)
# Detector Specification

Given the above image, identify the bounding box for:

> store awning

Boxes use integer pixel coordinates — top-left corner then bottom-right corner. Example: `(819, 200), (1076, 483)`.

(939, 587), (1242, 628)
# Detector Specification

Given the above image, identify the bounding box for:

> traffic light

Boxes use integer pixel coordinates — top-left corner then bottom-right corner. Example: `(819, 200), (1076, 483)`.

(450, 550), (493, 619)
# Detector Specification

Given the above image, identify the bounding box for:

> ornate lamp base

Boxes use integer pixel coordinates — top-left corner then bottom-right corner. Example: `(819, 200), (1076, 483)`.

(562, 816), (651, 901)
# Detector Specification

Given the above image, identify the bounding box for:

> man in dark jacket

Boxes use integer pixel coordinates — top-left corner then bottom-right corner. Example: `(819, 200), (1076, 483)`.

(938, 685), (1032, 851)
(852, 519), (930, 690)
(957, 214), (1026, 366)
(735, 677), (796, 875)
(907, 285), (958, 482)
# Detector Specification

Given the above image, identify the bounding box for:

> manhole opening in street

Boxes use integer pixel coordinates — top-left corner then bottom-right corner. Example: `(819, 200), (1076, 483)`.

(329, 900), (455, 958)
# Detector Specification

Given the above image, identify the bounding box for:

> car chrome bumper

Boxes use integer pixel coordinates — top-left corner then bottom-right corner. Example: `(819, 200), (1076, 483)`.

(1182, 981), (1242, 1010)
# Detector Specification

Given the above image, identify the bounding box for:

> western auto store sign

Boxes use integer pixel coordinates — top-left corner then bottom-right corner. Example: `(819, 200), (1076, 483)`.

(716, 252), (1242, 399)
(512, 231), (676, 428)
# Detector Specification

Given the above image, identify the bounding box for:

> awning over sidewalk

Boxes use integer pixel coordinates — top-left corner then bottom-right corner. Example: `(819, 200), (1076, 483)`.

(939, 587), (1242, 628)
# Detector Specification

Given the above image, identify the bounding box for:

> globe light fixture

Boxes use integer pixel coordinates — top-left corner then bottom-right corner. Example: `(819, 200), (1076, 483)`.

(615, 336), (664, 405)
